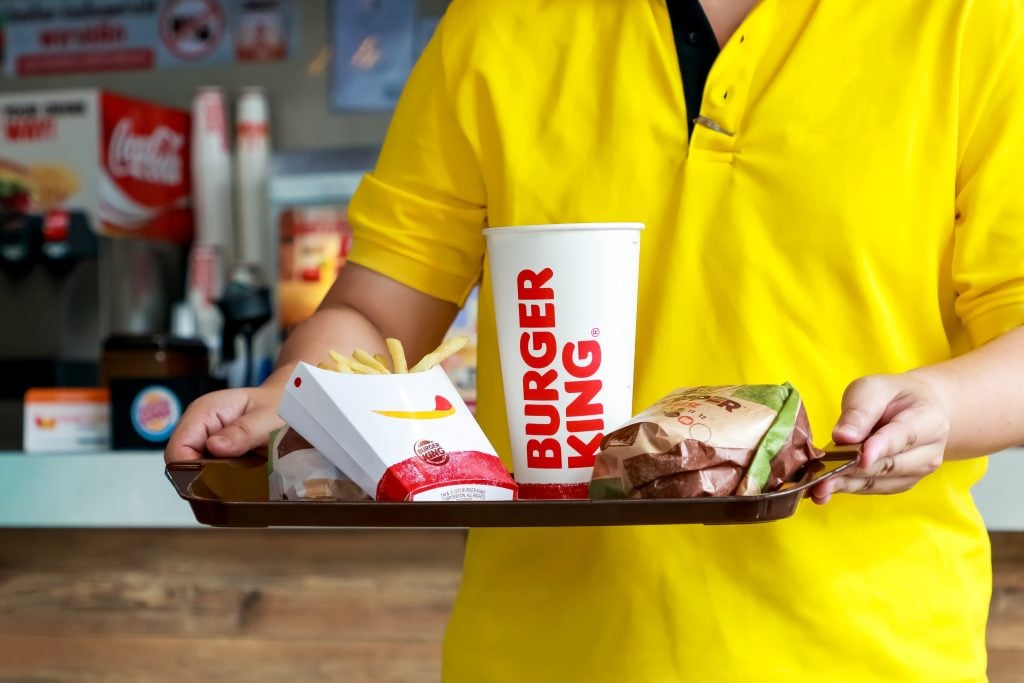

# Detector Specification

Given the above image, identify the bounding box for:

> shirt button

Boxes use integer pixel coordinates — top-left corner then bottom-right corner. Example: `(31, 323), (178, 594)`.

(687, 31), (699, 45)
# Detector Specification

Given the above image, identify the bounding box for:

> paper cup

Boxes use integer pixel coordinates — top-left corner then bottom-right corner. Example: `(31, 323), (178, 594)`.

(279, 363), (517, 502)
(484, 223), (643, 499)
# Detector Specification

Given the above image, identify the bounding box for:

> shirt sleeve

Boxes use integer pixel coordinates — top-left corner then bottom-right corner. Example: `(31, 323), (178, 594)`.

(953, 7), (1024, 347)
(345, 9), (486, 306)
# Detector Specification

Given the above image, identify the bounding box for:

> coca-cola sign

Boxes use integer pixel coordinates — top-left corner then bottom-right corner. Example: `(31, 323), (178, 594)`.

(107, 119), (184, 186)
(99, 91), (192, 242)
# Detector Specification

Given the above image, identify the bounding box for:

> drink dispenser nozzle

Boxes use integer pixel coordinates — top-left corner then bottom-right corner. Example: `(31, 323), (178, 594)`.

(216, 278), (272, 387)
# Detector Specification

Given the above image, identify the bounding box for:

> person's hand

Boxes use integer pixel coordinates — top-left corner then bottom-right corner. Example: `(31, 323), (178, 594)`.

(810, 372), (952, 504)
(164, 383), (285, 463)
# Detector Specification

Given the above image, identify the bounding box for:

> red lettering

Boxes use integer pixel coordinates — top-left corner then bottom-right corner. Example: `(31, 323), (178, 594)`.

(518, 302), (555, 328)
(140, 401), (170, 425)
(562, 340), (601, 378)
(5, 118), (56, 141)
(517, 268), (554, 301)
(525, 403), (560, 436)
(567, 418), (604, 433)
(520, 331), (557, 369)
(566, 433), (603, 468)
(38, 23), (125, 48)
(565, 379), (603, 417)
(523, 370), (558, 402)
(527, 439), (562, 468)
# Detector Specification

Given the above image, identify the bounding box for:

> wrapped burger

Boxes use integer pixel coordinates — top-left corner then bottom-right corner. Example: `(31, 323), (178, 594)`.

(268, 426), (370, 501)
(278, 338), (518, 502)
(590, 384), (823, 499)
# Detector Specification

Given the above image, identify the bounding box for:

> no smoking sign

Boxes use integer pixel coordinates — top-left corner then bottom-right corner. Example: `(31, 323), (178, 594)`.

(160, 0), (227, 61)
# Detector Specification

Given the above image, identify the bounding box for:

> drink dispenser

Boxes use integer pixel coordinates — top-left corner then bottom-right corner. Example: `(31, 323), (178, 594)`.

(0, 89), (194, 450)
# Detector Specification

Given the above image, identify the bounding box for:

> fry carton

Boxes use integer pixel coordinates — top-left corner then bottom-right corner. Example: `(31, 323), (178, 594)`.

(279, 363), (517, 502)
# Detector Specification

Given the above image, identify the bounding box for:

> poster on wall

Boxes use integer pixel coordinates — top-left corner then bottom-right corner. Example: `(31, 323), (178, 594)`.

(329, 0), (442, 111)
(0, 0), (298, 78)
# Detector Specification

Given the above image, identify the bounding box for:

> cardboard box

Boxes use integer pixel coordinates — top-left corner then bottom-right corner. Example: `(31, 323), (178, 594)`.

(24, 388), (110, 453)
(279, 364), (516, 502)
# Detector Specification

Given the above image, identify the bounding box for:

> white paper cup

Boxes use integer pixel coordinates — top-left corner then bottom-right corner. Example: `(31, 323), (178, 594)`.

(483, 223), (643, 499)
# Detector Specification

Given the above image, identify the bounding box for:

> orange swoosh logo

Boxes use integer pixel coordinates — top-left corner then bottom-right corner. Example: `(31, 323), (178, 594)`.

(374, 395), (455, 420)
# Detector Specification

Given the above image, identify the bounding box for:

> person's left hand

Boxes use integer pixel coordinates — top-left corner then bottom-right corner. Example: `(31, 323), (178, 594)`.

(810, 372), (952, 505)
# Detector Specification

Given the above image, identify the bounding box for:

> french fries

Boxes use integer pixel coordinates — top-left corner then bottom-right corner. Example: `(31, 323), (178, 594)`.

(319, 336), (469, 375)
(386, 338), (408, 374)
(409, 336), (468, 372)
(353, 349), (390, 374)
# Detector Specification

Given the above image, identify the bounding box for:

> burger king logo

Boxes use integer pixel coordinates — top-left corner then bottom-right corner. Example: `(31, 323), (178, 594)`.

(373, 395), (456, 420)
(131, 386), (181, 442)
(414, 439), (449, 466)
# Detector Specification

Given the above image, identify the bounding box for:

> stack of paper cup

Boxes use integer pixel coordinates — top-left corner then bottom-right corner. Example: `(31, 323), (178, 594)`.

(190, 87), (234, 259)
(187, 87), (234, 374)
(235, 86), (271, 273)
(483, 223), (644, 499)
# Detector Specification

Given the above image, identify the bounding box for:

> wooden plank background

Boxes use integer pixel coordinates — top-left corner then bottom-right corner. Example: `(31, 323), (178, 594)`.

(0, 529), (1020, 682)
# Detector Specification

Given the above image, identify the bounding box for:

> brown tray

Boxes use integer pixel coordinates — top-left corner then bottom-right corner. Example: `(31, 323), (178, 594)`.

(165, 444), (860, 528)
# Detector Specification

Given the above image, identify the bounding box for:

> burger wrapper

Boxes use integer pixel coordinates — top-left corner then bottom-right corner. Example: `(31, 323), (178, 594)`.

(279, 363), (517, 502)
(268, 427), (370, 501)
(590, 384), (823, 499)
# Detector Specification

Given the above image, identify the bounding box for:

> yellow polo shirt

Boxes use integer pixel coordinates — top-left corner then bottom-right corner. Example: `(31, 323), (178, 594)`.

(347, 1), (1024, 681)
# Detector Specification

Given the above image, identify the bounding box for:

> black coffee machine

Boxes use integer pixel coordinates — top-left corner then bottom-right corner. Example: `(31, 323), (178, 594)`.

(0, 209), (186, 449)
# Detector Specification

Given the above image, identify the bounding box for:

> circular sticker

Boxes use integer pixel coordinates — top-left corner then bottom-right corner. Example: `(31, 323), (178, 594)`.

(689, 423), (712, 443)
(131, 386), (181, 442)
(160, 0), (227, 61)
(414, 439), (449, 467)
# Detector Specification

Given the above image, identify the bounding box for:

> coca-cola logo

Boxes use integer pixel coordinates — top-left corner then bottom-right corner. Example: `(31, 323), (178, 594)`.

(517, 267), (605, 471)
(414, 439), (449, 466)
(107, 119), (184, 186)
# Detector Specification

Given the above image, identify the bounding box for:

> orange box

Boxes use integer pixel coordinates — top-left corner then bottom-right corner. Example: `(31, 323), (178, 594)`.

(23, 388), (110, 453)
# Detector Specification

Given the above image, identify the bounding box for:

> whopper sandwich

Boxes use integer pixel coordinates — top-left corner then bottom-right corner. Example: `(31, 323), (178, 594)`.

(590, 384), (824, 498)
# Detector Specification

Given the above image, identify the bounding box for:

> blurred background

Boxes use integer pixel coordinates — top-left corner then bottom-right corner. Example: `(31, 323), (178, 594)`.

(0, 1), (1020, 681)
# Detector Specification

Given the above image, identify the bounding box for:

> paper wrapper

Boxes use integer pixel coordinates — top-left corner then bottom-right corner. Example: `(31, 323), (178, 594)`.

(279, 363), (517, 502)
(268, 427), (370, 501)
(590, 384), (823, 499)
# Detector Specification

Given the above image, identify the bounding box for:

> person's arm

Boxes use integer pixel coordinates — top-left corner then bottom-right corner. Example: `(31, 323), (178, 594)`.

(166, 8), (487, 464)
(811, 326), (1024, 503)
(277, 264), (460, 377)
(164, 265), (459, 462)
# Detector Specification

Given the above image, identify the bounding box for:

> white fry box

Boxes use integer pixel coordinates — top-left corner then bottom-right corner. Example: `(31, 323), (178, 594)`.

(24, 388), (110, 453)
(279, 363), (517, 502)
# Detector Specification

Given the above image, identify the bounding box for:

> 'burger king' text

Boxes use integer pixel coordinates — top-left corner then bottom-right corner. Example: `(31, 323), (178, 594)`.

(517, 267), (603, 469)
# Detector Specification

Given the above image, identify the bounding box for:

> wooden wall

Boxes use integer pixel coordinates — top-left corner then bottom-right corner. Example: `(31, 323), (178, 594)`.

(991, 533), (1024, 683)
(0, 530), (1020, 682)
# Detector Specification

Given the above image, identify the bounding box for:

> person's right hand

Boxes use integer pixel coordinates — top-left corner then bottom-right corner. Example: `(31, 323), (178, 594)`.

(164, 383), (285, 463)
